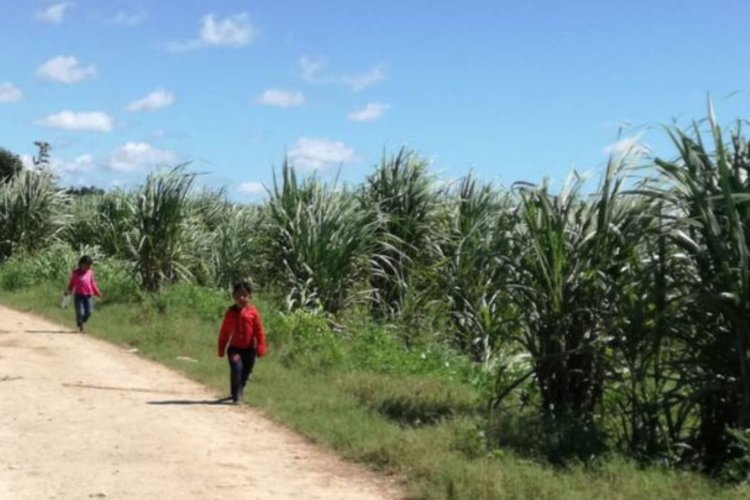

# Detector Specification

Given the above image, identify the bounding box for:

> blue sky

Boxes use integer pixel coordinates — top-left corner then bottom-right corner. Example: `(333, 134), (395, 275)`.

(2, 0), (750, 199)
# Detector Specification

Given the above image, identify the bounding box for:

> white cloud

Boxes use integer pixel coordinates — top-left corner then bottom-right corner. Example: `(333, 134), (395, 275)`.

(298, 56), (385, 91)
(256, 89), (304, 108)
(110, 10), (147, 26)
(35, 2), (73, 24)
(0, 82), (23, 103)
(343, 65), (385, 91)
(51, 154), (96, 174)
(36, 56), (96, 84)
(37, 111), (114, 132)
(238, 182), (266, 195)
(300, 56), (328, 83)
(169, 13), (254, 52)
(603, 136), (650, 158)
(108, 142), (178, 172)
(20, 154), (36, 170)
(288, 137), (358, 170)
(348, 102), (389, 122)
(127, 88), (175, 112)
(200, 13), (253, 46)
(149, 129), (189, 141)
(17, 152), (92, 173)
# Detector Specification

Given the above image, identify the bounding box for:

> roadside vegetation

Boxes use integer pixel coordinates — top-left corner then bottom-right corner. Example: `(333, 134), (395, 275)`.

(1, 111), (749, 499)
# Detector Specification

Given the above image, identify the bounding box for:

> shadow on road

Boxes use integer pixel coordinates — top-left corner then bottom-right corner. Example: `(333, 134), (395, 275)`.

(148, 397), (235, 406)
(25, 330), (79, 335)
(63, 382), (183, 394)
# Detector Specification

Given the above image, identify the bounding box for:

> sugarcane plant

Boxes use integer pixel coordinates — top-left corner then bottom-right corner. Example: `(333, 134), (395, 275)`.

(504, 156), (644, 458)
(361, 148), (439, 320)
(126, 166), (196, 291)
(266, 161), (378, 314)
(648, 106), (750, 472)
(0, 168), (69, 261)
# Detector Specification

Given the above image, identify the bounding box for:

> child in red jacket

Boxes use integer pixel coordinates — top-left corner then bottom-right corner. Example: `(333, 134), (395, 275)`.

(218, 280), (267, 404)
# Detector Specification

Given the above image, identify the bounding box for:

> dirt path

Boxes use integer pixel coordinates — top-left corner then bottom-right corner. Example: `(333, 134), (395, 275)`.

(0, 305), (403, 500)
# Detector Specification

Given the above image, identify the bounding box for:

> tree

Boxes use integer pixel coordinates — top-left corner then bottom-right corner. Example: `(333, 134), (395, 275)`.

(66, 186), (105, 196)
(0, 147), (23, 182)
(33, 141), (51, 168)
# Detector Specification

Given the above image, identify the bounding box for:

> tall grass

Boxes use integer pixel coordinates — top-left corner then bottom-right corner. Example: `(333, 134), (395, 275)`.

(362, 148), (439, 320)
(205, 203), (263, 287)
(508, 166), (621, 455)
(437, 174), (518, 363)
(64, 189), (136, 260)
(127, 167), (196, 291)
(0, 169), (68, 261)
(266, 162), (378, 313)
(648, 111), (750, 471)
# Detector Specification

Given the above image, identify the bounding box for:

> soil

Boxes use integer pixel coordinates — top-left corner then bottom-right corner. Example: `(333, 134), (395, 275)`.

(0, 305), (403, 499)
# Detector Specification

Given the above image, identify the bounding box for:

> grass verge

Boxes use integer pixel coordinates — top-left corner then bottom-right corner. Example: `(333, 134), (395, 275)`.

(1, 282), (747, 500)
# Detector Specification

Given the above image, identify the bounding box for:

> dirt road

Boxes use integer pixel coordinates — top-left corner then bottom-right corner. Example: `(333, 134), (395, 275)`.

(0, 305), (402, 500)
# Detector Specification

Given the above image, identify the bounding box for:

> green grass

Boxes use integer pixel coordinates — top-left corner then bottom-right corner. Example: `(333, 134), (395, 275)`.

(1, 282), (748, 500)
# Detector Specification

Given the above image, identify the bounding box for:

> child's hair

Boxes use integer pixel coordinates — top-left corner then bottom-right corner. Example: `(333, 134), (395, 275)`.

(232, 280), (256, 296)
(78, 255), (93, 267)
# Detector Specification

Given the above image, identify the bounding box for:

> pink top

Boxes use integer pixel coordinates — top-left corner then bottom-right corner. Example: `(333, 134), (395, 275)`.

(67, 268), (101, 296)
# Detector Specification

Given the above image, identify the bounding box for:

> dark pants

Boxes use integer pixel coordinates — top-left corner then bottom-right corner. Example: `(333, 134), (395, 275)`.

(74, 294), (93, 328)
(227, 346), (256, 402)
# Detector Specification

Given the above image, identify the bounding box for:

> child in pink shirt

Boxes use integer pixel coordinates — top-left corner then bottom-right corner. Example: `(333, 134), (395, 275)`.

(65, 255), (102, 332)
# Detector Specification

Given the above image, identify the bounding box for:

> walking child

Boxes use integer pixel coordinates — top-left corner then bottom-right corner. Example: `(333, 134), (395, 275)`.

(65, 255), (102, 333)
(217, 280), (267, 404)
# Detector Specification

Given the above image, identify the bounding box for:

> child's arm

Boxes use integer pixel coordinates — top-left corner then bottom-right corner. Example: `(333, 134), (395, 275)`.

(91, 271), (102, 297)
(217, 311), (232, 357)
(65, 271), (75, 295)
(254, 312), (267, 357)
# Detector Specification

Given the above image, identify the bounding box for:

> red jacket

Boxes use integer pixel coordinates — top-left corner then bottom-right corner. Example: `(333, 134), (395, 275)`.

(218, 304), (267, 357)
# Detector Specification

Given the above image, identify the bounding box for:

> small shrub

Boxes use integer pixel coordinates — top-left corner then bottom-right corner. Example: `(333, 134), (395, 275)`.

(339, 373), (478, 426)
(0, 259), (33, 291)
(273, 309), (346, 370)
(486, 410), (608, 465)
(159, 283), (227, 321)
(447, 418), (489, 459)
(0, 244), (80, 291)
(722, 428), (750, 484)
(346, 320), (481, 382)
(95, 260), (140, 304)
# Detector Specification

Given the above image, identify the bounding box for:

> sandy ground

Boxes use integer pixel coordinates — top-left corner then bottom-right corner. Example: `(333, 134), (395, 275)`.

(0, 305), (403, 500)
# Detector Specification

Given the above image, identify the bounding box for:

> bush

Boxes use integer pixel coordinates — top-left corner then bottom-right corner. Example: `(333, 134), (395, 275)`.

(0, 260), (34, 291)
(339, 372), (478, 426)
(0, 243), (80, 291)
(265, 163), (377, 314)
(95, 259), (141, 304)
(346, 321), (482, 383)
(271, 309), (346, 370)
(486, 410), (608, 465)
(722, 428), (750, 484)
(0, 169), (69, 260)
(158, 283), (227, 321)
